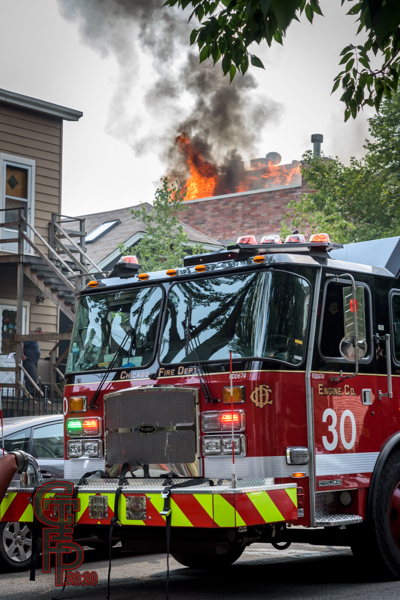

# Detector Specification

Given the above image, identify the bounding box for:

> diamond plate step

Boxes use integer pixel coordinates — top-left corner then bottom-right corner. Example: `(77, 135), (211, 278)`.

(316, 513), (363, 527)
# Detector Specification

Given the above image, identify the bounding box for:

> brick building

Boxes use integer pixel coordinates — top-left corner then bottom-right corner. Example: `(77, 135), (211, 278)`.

(178, 180), (307, 246)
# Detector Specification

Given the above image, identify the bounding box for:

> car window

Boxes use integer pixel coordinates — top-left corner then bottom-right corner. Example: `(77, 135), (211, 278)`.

(4, 428), (31, 453)
(32, 422), (64, 459)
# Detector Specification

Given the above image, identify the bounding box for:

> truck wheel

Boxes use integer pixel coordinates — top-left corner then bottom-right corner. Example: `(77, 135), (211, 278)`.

(172, 546), (244, 569)
(373, 451), (400, 578)
(0, 522), (34, 571)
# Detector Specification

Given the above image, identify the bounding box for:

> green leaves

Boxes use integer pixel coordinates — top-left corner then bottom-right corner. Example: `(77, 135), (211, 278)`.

(281, 139), (400, 244)
(165, 0), (400, 118)
(122, 178), (206, 273)
(250, 54), (264, 68)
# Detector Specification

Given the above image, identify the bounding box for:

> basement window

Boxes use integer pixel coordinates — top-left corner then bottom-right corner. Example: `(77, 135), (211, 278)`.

(85, 219), (120, 244)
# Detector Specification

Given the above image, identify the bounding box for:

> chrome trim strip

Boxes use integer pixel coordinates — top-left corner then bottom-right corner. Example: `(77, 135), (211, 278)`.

(306, 266), (322, 526)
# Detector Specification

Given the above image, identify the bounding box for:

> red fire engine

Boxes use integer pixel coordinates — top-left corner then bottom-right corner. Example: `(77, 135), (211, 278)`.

(3, 233), (400, 577)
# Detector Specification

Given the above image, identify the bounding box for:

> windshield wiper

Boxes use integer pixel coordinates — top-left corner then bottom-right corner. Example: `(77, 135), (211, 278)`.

(127, 304), (144, 358)
(182, 297), (219, 404)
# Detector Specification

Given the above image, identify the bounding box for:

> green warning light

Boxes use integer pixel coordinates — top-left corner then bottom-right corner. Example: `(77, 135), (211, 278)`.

(67, 418), (83, 436)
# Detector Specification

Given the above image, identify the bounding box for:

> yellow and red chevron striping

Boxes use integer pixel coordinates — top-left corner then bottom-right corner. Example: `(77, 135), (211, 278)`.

(1, 488), (298, 529)
(1, 492), (31, 523)
(171, 494), (215, 528)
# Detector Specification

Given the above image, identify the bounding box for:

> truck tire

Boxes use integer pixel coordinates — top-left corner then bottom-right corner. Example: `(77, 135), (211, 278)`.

(352, 451), (400, 579)
(373, 450), (400, 578)
(0, 521), (34, 571)
(172, 546), (244, 569)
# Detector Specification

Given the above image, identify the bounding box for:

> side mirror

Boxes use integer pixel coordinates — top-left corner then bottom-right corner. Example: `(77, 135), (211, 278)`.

(340, 285), (367, 364)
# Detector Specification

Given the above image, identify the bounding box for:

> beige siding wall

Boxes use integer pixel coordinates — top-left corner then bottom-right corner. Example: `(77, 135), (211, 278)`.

(0, 102), (62, 252)
(0, 264), (58, 381)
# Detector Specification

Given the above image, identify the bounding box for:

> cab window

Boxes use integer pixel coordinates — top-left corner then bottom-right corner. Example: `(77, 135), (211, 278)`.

(319, 279), (371, 362)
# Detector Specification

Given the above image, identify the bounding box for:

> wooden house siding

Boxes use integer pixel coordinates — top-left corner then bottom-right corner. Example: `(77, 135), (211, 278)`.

(0, 101), (62, 252)
(0, 264), (58, 381)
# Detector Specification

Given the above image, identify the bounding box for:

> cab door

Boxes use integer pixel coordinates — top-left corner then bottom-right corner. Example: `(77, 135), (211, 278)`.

(312, 277), (379, 507)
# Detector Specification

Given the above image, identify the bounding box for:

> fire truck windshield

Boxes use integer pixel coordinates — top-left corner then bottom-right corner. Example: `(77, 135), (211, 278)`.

(66, 286), (163, 373)
(160, 270), (310, 365)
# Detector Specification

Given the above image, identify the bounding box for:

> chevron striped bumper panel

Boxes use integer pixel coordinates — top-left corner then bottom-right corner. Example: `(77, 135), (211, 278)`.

(1, 479), (298, 529)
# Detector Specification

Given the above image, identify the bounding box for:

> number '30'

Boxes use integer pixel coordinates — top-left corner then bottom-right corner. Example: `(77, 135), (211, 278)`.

(322, 408), (356, 451)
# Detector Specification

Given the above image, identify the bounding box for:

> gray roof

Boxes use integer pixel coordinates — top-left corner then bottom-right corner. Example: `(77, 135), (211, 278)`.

(0, 88), (82, 121)
(76, 203), (224, 270)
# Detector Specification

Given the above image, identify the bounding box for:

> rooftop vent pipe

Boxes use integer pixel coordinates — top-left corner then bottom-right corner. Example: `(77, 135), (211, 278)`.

(311, 134), (323, 157)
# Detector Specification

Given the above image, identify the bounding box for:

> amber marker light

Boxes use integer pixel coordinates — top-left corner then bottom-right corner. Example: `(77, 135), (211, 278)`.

(166, 269), (177, 277)
(253, 255), (265, 264)
(138, 273), (149, 281)
(195, 265), (206, 272)
(88, 280), (98, 288)
(291, 472), (306, 478)
(70, 396), (87, 413)
(223, 386), (245, 404)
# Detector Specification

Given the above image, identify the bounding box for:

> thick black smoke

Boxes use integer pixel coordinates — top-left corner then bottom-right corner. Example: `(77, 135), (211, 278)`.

(57, 0), (282, 191)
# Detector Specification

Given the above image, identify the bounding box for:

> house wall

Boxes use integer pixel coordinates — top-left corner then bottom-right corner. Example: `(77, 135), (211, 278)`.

(0, 101), (62, 252)
(177, 184), (307, 245)
(0, 264), (58, 382)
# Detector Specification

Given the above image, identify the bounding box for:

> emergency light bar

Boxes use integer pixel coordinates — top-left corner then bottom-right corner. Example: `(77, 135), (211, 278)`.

(183, 240), (343, 267)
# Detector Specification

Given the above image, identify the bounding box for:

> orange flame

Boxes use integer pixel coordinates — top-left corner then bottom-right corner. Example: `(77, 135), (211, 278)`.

(176, 134), (218, 200)
(174, 135), (301, 200)
(236, 160), (301, 193)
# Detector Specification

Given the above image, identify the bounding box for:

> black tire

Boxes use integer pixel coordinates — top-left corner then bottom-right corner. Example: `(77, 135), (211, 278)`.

(0, 522), (34, 571)
(172, 546), (244, 570)
(351, 451), (400, 579)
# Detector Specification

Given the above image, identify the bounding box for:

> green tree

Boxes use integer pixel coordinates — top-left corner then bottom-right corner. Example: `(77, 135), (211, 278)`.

(120, 178), (205, 272)
(365, 87), (400, 204)
(165, 0), (400, 119)
(281, 152), (391, 244)
(282, 88), (400, 243)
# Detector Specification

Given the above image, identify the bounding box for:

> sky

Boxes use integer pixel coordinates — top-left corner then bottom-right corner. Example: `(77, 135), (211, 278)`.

(0, 0), (376, 216)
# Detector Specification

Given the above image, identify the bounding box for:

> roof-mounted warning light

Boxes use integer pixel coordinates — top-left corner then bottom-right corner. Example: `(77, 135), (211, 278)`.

(309, 233), (330, 243)
(261, 235), (282, 244)
(119, 255), (139, 264)
(237, 235), (258, 245)
(285, 234), (306, 243)
(108, 254), (141, 278)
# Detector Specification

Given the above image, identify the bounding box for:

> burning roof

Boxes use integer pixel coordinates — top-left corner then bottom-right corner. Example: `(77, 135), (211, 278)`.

(170, 135), (302, 201)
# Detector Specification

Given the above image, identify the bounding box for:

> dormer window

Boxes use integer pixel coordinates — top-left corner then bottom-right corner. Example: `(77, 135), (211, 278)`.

(85, 219), (120, 244)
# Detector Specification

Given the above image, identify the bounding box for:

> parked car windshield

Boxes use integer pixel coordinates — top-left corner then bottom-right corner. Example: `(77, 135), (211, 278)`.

(160, 270), (311, 365)
(67, 286), (163, 373)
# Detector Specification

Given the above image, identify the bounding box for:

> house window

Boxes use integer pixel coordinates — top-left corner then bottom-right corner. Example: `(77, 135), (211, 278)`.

(0, 153), (35, 253)
(85, 220), (120, 244)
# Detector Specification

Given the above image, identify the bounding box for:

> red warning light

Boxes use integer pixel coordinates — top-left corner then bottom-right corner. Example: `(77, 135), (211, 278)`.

(350, 299), (358, 313)
(221, 413), (240, 424)
(285, 234), (306, 243)
(237, 235), (258, 245)
(119, 255), (139, 264)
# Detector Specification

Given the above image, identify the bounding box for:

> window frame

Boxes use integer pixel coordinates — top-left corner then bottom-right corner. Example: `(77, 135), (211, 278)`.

(0, 153), (35, 254)
(389, 289), (400, 367)
(318, 276), (373, 365)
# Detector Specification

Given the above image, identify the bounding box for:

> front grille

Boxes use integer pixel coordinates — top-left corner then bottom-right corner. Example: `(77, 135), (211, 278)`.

(104, 387), (198, 466)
